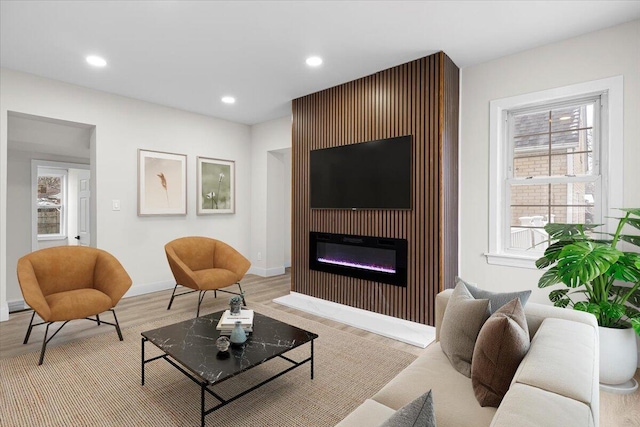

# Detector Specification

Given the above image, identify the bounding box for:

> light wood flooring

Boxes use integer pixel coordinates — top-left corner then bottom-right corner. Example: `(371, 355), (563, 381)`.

(1, 270), (638, 426)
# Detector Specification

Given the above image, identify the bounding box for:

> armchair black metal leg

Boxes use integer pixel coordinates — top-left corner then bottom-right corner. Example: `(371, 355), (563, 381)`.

(96, 314), (101, 325)
(196, 291), (207, 318)
(23, 311), (36, 344)
(111, 309), (123, 341)
(167, 284), (179, 310)
(38, 323), (52, 366)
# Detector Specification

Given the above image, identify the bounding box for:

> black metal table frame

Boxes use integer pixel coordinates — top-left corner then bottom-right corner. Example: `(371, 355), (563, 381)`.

(141, 337), (315, 427)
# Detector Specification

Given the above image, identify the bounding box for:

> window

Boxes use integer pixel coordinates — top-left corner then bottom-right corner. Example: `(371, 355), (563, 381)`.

(487, 77), (623, 268)
(37, 167), (67, 239)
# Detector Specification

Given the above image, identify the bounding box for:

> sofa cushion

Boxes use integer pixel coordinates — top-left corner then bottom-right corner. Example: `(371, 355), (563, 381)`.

(380, 390), (436, 427)
(456, 276), (532, 314)
(440, 282), (490, 377)
(490, 383), (595, 427)
(472, 298), (530, 407)
(373, 342), (497, 427)
(334, 399), (395, 427)
(512, 318), (598, 408)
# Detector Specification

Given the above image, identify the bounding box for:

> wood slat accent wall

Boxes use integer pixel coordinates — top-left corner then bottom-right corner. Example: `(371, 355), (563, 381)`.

(291, 52), (459, 325)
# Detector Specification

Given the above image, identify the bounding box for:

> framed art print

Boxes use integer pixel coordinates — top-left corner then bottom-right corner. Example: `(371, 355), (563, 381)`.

(138, 149), (187, 216)
(197, 156), (235, 214)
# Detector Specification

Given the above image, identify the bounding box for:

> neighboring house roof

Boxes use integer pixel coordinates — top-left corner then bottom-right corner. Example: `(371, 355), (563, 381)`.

(513, 106), (582, 151)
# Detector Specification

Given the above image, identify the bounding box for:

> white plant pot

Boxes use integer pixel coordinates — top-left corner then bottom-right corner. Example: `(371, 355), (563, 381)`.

(599, 326), (638, 394)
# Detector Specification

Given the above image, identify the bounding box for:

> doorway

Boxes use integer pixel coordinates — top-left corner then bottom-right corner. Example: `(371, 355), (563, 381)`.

(32, 161), (91, 251)
(6, 112), (95, 312)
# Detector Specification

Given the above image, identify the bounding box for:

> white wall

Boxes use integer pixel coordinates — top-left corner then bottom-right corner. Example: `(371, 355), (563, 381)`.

(0, 69), (253, 316)
(250, 116), (292, 276)
(460, 20), (640, 303)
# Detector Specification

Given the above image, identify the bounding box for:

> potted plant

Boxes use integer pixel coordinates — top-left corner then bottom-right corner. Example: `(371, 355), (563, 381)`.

(536, 208), (640, 392)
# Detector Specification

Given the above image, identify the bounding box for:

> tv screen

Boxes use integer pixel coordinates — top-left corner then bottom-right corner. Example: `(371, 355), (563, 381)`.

(310, 135), (412, 209)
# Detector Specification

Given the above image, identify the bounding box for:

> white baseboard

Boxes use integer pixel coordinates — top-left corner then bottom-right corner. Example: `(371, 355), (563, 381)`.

(0, 301), (8, 322)
(8, 300), (26, 312)
(123, 280), (175, 299)
(273, 292), (435, 348)
(248, 266), (286, 277)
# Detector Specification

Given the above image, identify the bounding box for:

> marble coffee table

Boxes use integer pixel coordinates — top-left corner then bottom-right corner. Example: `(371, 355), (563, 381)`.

(141, 310), (318, 426)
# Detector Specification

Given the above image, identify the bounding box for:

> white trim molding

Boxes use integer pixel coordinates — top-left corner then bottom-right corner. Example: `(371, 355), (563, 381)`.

(0, 301), (8, 321)
(273, 292), (435, 348)
(248, 266), (285, 277)
(486, 76), (624, 269)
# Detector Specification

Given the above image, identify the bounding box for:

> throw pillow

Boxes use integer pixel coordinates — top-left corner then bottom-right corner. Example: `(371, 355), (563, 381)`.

(456, 276), (532, 314)
(440, 281), (490, 377)
(471, 298), (530, 407)
(380, 390), (436, 427)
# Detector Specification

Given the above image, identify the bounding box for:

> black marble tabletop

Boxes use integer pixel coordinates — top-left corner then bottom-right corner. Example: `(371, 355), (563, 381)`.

(141, 310), (318, 385)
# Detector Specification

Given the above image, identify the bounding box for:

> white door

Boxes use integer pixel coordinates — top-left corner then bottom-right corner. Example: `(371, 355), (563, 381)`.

(76, 169), (91, 246)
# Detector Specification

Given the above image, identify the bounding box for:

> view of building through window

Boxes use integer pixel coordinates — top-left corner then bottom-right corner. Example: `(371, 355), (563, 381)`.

(37, 175), (63, 235)
(508, 99), (598, 251)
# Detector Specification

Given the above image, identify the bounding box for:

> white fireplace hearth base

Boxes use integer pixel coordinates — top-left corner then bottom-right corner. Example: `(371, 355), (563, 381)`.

(273, 292), (435, 348)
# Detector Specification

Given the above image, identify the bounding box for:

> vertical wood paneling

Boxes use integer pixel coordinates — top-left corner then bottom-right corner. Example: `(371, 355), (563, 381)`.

(291, 52), (459, 325)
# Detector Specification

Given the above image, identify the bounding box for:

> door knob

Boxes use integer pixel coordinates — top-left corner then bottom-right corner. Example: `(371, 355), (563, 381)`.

(75, 236), (80, 240)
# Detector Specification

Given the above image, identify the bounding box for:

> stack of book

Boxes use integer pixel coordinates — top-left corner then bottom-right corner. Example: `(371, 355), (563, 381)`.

(216, 309), (254, 334)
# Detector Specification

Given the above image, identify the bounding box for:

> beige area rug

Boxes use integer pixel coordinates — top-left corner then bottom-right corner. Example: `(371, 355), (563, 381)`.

(0, 302), (417, 427)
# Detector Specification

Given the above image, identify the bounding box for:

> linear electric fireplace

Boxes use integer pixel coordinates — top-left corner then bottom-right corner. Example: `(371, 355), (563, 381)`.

(309, 232), (408, 287)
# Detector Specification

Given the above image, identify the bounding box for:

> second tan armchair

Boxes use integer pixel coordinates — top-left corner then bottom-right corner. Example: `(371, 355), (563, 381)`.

(165, 236), (251, 317)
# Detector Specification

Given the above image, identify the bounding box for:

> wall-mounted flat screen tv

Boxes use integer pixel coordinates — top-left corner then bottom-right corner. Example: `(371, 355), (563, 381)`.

(310, 135), (412, 209)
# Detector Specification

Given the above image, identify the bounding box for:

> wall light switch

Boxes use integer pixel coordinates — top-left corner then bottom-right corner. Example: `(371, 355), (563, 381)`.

(112, 200), (121, 211)
(257, 252), (262, 261)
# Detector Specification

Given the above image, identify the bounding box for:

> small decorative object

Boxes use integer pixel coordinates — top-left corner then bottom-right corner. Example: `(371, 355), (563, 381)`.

(229, 295), (243, 315)
(229, 321), (247, 346)
(215, 336), (230, 352)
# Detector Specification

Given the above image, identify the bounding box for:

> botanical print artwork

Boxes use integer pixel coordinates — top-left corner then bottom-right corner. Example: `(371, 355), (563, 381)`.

(138, 149), (187, 216)
(197, 157), (235, 214)
(144, 157), (182, 209)
(202, 163), (231, 209)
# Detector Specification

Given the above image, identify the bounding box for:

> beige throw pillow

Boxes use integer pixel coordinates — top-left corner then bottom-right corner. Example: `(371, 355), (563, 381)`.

(471, 298), (530, 407)
(440, 282), (490, 377)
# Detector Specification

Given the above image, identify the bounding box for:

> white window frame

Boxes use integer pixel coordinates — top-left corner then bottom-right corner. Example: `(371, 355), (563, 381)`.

(32, 161), (73, 243)
(486, 76), (623, 269)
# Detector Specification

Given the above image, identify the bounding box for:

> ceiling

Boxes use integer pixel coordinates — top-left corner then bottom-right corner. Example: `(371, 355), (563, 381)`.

(2, 1), (639, 125)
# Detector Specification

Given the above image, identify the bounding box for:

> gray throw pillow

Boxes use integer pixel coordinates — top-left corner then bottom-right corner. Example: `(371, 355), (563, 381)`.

(472, 298), (530, 407)
(380, 390), (436, 427)
(440, 282), (490, 377)
(455, 276), (531, 314)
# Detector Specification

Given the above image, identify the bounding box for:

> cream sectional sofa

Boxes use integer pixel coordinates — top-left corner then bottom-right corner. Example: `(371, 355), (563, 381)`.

(336, 289), (599, 427)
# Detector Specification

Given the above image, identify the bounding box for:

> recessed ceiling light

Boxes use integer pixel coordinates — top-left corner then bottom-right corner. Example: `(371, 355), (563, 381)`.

(306, 56), (323, 67)
(221, 96), (236, 104)
(86, 55), (107, 67)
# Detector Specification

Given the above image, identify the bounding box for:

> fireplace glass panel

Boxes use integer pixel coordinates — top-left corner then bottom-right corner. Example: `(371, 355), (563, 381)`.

(316, 242), (396, 274)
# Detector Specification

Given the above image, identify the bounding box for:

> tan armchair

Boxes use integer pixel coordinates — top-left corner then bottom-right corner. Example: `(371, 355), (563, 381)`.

(17, 246), (132, 365)
(165, 236), (251, 317)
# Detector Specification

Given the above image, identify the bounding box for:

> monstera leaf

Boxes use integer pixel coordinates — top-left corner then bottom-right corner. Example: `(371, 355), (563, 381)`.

(543, 223), (600, 240)
(538, 266), (561, 288)
(556, 242), (622, 287)
(606, 252), (640, 282)
(536, 240), (573, 268)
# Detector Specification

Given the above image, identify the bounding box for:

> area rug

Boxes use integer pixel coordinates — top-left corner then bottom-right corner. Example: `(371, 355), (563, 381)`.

(0, 302), (417, 426)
